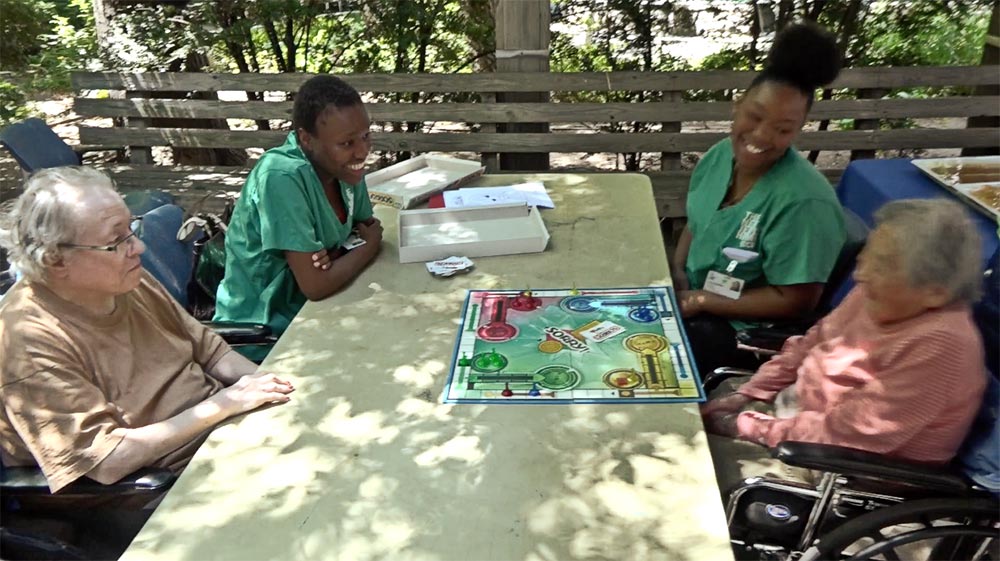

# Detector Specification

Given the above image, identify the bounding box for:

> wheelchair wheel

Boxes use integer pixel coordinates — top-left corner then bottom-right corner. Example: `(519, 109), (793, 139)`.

(800, 497), (998, 561)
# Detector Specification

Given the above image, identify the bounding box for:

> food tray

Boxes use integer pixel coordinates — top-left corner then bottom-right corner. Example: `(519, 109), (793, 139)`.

(911, 156), (1000, 220)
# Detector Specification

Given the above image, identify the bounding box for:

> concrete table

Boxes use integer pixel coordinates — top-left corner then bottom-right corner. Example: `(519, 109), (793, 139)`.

(123, 173), (734, 561)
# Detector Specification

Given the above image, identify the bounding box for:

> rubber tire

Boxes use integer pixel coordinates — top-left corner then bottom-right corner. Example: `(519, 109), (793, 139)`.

(802, 497), (998, 561)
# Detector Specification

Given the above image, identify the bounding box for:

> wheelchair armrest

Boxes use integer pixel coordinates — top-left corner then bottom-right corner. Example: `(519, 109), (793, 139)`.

(771, 441), (971, 493)
(202, 322), (276, 346)
(702, 367), (755, 394)
(1, 466), (176, 497)
(735, 324), (810, 354)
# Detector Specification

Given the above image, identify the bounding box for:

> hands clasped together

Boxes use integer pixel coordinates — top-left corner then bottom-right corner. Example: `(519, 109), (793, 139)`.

(311, 217), (384, 270)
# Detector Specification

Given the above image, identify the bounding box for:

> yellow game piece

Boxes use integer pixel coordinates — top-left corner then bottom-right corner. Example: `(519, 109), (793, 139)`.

(538, 340), (563, 354)
(570, 283), (579, 295)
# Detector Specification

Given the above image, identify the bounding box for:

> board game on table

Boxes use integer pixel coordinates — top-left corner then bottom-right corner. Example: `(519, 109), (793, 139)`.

(443, 286), (704, 404)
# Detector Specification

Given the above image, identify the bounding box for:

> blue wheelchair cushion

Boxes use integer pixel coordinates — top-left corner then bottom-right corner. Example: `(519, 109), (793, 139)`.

(0, 118), (80, 172)
(138, 204), (195, 308)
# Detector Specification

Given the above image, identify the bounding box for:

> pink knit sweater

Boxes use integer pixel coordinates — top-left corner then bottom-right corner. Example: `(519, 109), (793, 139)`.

(736, 286), (987, 463)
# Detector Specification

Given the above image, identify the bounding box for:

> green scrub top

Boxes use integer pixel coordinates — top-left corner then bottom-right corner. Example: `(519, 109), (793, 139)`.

(214, 132), (374, 360)
(685, 138), (846, 330)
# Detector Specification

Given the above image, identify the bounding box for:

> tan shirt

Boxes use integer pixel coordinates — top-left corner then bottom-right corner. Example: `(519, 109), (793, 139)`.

(0, 271), (230, 492)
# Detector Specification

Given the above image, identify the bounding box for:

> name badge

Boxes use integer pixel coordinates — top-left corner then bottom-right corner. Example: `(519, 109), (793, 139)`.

(704, 270), (744, 300)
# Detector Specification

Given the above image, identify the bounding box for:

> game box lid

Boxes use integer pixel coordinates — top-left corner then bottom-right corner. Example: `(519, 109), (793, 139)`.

(367, 155), (485, 209)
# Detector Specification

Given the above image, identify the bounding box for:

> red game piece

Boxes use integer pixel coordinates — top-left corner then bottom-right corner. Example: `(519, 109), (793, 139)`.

(501, 383), (513, 397)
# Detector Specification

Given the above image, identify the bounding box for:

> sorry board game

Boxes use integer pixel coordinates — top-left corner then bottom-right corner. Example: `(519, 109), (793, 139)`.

(443, 287), (704, 404)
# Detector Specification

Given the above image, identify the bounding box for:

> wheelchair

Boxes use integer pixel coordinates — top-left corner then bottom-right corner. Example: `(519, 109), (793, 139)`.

(715, 240), (1000, 560)
(710, 365), (1000, 561)
(1, 466), (176, 560)
(724, 440), (997, 560)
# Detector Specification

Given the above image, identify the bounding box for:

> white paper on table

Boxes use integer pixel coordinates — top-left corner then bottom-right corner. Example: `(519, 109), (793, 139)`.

(444, 182), (554, 209)
(442, 191), (466, 207)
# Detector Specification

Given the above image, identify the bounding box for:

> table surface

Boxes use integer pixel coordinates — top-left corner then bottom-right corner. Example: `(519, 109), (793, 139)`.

(122, 173), (735, 561)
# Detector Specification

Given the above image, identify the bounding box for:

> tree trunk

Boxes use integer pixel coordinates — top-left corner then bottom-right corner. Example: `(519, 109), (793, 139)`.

(91, 0), (115, 63)
(153, 52), (248, 167)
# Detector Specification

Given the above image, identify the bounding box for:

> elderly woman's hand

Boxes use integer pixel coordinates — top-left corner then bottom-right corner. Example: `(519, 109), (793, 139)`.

(214, 372), (295, 415)
(701, 392), (753, 419)
(703, 412), (740, 438)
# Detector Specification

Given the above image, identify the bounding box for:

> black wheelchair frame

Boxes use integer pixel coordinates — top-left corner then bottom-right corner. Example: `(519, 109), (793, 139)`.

(724, 438), (997, 560)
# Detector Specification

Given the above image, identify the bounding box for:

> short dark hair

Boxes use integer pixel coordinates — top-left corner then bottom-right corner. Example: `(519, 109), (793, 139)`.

(749, 21), (842, 109)
(292, 75), (363, 134)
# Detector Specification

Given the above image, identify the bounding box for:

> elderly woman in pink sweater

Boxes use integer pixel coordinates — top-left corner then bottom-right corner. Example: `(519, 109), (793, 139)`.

(701, 198), (987, 492)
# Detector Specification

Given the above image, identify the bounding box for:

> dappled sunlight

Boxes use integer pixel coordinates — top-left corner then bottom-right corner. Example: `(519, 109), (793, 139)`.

(412, 434), (487, 467)
(520, 410), (731, 561)
(395, 397), (460, 421)
(123, 175), (730, 560)
(318, 400), (401, 446)
(393, 360), (447, 390)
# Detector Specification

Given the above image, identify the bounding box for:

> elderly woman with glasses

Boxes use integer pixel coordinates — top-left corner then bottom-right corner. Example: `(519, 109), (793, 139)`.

(701, 199), (989, 493)
(0, 166), (294, 493)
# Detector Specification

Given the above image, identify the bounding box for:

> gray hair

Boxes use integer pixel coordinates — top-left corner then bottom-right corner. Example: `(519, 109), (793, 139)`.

(874, 198), (982, 304)
(0, 166), (119, 282)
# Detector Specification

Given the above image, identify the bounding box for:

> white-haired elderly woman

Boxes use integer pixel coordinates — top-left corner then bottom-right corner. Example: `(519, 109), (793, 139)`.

(701, 198), (988, 492)
(0, 166), (294, 494)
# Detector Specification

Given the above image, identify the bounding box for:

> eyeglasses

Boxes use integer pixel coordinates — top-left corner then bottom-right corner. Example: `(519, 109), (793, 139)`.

(59, 216), (144, 253)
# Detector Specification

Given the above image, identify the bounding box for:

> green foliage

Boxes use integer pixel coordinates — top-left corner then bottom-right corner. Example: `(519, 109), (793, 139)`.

(854, 1), (990, 67)
(691, 48), (752, 102)
(0, 0), (56, 70)
(0, 80), (31, 126)
(551, 0), (693, 169)
(28, 0), (99, 92)
(0, 0), (96, 124)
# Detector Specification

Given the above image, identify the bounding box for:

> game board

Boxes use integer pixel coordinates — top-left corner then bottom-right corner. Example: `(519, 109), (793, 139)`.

(443, 287), (704, 404)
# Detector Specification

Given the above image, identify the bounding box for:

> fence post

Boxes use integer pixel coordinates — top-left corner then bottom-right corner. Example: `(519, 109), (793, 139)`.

(479, 91), (500, 172)
(850, 87), (888, 161)
(125, 90), (153, 164)
(964, 2), (999, 157)
(495, 0), (550, 171)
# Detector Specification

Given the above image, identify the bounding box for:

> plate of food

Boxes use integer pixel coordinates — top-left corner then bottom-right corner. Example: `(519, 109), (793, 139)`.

(912, 156), (1000, 219)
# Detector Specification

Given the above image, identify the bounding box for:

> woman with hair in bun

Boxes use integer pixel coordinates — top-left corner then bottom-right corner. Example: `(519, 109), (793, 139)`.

(672, 22), (848, 376)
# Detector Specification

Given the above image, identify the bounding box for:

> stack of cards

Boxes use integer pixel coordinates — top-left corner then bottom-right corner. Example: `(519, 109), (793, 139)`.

(425, 256), (475, 277)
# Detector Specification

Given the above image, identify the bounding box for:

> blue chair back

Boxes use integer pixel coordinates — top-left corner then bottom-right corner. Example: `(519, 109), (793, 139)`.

(124, 190), (176, 216)
(0, 118), (80, 173)
(137, 204), (196, 308)
(820, 207), (871, 311)
(957, 250), (1000, 492)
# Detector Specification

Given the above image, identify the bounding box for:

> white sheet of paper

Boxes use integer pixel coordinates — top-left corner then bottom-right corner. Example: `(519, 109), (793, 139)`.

(444, 182), (554, 209)
(442, 191), (466, 207)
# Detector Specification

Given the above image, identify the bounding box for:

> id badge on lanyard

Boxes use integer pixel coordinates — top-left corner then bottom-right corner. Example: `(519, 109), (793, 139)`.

(704, 247), (759, 300)
(342, 184), (355, 226)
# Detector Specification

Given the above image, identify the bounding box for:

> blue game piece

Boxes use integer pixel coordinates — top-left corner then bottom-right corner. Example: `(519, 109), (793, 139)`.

(528, 383), (541, 397)
(629, 305), (659, 323)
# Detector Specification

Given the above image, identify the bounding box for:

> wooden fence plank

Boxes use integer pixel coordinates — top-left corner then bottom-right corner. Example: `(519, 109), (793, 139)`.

(74, 96), (1000, 123)
(79, 126), (1000, 152)
(71, 66), (999, 94)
